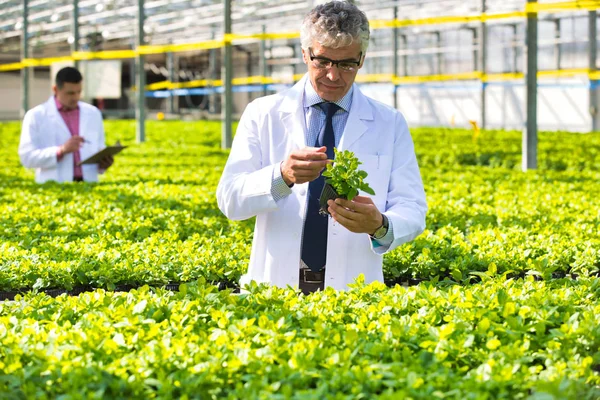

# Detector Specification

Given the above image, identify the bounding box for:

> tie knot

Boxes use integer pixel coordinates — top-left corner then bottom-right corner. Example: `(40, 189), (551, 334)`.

(319, 102), (341, 119)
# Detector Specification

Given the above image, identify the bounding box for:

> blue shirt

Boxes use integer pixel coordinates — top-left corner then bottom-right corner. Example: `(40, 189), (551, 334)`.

(303, 79), (353, 148)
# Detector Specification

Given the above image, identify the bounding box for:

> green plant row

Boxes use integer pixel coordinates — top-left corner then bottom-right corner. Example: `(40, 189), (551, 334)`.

(0, 121), (599, 291)
(0, 121), (250, 291)
(1, 277), (599, 399)
(411, 127), (600, 171)
(384, 166), (600, 282)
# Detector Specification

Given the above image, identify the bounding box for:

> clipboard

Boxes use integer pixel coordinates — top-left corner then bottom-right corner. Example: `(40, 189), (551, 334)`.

(78, 143), (127, 165)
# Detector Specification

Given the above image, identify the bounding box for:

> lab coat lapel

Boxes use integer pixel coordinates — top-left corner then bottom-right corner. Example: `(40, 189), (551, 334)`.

(278, 75), (309, 149)
(338, 85), (373, 151)
(78, 102), (88, 139)
(46, 96), (73, 140)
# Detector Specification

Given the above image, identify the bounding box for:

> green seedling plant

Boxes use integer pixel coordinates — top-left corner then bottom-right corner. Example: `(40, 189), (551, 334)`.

(322, 148), (375, 201)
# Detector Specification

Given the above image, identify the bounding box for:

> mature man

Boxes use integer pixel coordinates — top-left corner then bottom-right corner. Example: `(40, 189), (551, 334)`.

(19, 66), (113, 183)
(217, 1), (427, 293)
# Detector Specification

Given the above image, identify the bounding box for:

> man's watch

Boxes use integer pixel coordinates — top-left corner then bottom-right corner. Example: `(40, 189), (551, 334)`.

(370, 214), (389, 240)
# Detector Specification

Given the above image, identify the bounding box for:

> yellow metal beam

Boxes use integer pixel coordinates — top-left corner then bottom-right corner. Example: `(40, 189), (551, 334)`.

(0, 62), (25, 72)
(3, 2), (600, 78)
(141, 69), (595, 91)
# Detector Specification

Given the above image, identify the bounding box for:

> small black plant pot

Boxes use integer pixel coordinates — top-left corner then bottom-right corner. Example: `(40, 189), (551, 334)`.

(319, 183), (345, 216)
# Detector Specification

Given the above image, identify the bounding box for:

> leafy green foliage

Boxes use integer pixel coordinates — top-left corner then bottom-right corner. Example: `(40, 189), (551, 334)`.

(1, 121), (600, 397)
(0, 120), (250, 291)
(0, 278), (599, 398)
(0, 122), (599, 289)
(322, 148), (375, 200)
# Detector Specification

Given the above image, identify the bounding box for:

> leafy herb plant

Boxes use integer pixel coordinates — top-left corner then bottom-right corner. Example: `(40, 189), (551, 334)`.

(322, 148), (375, 201)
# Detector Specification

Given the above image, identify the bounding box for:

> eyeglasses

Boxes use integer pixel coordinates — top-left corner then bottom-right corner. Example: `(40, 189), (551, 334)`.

(308, 48), (362, 72)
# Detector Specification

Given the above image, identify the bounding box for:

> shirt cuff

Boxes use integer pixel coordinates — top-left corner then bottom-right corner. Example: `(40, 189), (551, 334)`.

(56, 146), (64, 161)
(371, 215), (394, 249)
(271, 162), (293, 202)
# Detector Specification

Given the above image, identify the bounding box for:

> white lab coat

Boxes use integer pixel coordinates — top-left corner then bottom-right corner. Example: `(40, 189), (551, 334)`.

(19, 96), (106, 183)
(217, 75), (427, 291)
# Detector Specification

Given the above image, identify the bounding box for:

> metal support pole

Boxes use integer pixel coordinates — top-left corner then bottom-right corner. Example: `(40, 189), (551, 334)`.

(209, 28), (218, 114)
(72, 0), (80, 69)
(513, 24), (519, 73)
(245, 48), (252, 105)
(129, 41), (135, 115)
(434, 31), (442, 74)
(21, 0), (29, 118)
(481, 0), (487, 129)
(222, 0), (233, 149)
(393, 7), (399, 109)
(554, 19), (561, 70)
(401, 34), (408, 76)
(136, 0), (146, 143)
(471, 28), (479, 71)
(167, 51), (177, 114)
(589, 11), (599, 131)
(259, 24), (268, 97)
(523, 0), (538, 170)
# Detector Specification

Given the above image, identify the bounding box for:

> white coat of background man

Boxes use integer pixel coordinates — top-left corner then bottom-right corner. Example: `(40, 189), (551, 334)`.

(19, 66), (113, 183)
(217, 1), (427, 294)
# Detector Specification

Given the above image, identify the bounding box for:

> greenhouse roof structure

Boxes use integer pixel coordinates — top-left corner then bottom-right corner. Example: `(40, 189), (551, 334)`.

(0, 0), (533, 58)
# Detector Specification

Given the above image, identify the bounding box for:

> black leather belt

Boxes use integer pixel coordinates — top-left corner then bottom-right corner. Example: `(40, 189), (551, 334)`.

(300, 268), (325, 283)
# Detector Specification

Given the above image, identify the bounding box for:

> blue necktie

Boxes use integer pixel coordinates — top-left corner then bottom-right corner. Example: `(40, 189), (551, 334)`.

(301, 102), (340, 272)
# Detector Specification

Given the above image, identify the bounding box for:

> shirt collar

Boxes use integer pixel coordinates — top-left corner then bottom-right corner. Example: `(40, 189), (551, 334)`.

(54, 96), (78, 112)
(303, 78), (353, 112)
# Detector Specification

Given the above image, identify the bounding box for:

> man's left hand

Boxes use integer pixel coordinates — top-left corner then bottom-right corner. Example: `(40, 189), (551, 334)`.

(99, 155), (114, 171)
(327, 195), (383, 235)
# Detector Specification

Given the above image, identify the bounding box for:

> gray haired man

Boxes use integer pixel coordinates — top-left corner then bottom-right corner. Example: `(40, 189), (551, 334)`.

(217, 1), (427, 294)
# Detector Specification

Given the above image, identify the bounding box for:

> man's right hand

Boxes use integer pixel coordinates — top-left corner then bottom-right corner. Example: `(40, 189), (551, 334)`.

(281, 146), (330, 186)
(60, 136), (85, 154)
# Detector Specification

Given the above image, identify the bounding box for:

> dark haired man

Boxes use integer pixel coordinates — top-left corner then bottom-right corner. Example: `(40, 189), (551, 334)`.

(19, 66), (113, 183)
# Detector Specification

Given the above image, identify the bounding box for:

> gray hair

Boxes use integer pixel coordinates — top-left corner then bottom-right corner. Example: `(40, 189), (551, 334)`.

(300, 1), (370, 54)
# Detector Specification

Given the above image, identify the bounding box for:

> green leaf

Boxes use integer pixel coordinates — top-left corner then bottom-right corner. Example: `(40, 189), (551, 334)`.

(347, 188), (358, 201)
(360, 184), (375, 195)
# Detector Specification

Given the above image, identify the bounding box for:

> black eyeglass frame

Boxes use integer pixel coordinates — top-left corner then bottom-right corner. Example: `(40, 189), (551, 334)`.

(308, 48), (363, 72)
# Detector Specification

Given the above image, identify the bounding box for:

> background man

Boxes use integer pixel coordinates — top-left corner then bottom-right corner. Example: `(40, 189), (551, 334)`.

(19, 66), (113, 183)
(217, 1), (427, 293)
